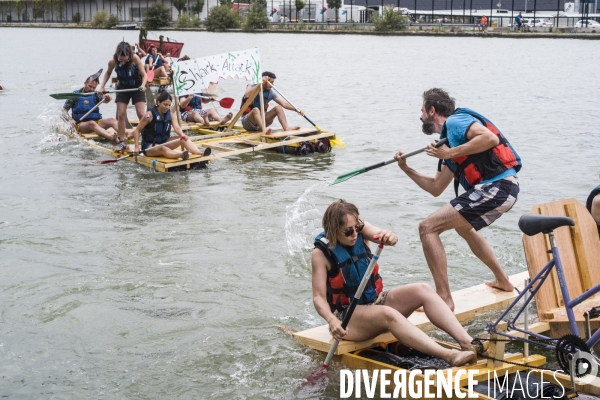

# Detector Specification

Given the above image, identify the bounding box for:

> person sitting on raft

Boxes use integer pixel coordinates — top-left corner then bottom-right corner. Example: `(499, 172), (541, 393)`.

(179, 93), (233, 127)
(240, 71), (303, 135)
(132, 92), (211, 160)
(144, 46), (169, 79)
(98, 41), (147, 152)
(63, 73), (124, 143)
(587, 183), (600, 238)
(312, 199), (476, 367)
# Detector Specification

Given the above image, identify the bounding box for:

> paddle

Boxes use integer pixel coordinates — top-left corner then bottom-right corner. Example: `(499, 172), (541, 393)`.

(302, 237), (385, 390)
(75, 99), (103, 124)
(146, 69), (155, 82)
(330, 138), (448, 186)
(193, 95), (235, 109)
(270, 84), (320, 131)
(50, 88), (140, 100)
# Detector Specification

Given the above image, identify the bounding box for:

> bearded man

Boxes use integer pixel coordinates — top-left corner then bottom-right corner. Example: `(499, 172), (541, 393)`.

(394, 88), (522, 311)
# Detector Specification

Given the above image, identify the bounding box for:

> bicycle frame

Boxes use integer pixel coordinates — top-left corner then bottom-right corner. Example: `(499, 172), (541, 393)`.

(488, 230), (600, 351)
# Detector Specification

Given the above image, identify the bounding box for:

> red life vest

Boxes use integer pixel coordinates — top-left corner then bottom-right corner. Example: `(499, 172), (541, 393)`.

(440, 108), (522, 195)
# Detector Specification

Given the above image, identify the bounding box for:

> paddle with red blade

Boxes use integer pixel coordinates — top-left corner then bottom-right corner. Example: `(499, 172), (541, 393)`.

(299, 237), (385, 395)
(192, 95), (235, 109)
(146, 69), (155, 82)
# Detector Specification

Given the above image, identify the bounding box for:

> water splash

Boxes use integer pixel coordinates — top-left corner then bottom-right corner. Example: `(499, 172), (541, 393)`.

(37, 103), (76, 143)
(285, 183), (327, 267)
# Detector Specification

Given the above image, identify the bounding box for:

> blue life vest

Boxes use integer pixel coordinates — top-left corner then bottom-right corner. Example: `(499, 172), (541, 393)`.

(115, 62), (142, 88)
(142, 107), (171, 145)
(146, 54), (163, 68)
(586, 184), (600, 238)
(439, 108), (522, 195)
(71, 89), (102, 122)
(180, 94), (202, 112)
(241, 88), (271, 114)
(314, 232), (383, 313)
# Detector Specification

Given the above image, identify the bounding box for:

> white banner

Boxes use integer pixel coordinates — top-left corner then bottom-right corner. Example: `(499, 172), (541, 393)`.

(173, 48), (261, 97)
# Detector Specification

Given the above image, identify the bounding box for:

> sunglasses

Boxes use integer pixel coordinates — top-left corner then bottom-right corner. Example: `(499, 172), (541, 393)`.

(343, 223), (365, 237)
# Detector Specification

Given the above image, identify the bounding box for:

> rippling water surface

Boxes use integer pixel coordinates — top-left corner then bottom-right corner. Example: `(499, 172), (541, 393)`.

(0, 28), (599, 399)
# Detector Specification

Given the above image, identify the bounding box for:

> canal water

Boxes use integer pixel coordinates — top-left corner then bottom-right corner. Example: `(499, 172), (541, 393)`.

(0, 28), (599, 399)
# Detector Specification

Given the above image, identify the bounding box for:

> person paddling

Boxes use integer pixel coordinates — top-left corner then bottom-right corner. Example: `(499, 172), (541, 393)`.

(62, 72), (127, 143)
(394, 88), (520, 311)
(311, 199), (476, 367)
(98, 41), (147, 152)
(132, 92), (210, 160)
(240, 71), (303, 135)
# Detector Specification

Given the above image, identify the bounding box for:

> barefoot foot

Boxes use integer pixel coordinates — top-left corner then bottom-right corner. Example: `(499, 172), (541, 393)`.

(290, 125), (301, 130)
(221, 112), (233, 124)
(449, 350), (476, 367)
(265, 128), (272, 135)
(485, 279), (514, 292)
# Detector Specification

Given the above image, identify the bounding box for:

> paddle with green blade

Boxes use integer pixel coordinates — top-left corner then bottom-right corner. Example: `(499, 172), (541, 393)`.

(50, 88), (140, 100)
(330, 138), (448, 186)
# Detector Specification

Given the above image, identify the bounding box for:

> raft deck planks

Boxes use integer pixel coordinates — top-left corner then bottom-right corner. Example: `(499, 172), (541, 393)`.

(292, 271), (529, 355)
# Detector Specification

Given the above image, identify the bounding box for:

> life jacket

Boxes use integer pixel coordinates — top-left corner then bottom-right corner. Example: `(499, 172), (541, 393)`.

(115, 62), (142, 88)
(146, 54), (163, 68)
(142, 107), (171, 145)
(241, 87), (270, 115)
(586, 184), (600, 238)
(439, 108), (522, 196)
(180, 94), (202, 112)
(71, 89), (102, 122)
(314, 232), (383, 313)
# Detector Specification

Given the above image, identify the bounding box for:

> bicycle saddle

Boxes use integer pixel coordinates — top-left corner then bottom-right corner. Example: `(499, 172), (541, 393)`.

(518, 213), (575, 236)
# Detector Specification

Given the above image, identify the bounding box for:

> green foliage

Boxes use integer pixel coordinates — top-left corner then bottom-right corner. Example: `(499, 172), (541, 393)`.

(32, 0), (45, 20)
(220, 0), (233, 7)
(205, 4), (241, 31)
(191, 15), (201, 26)
(14, 0), (23, 21)
(143, 1), (171, 29)
(72, 11), (81, 23)
(172, 0), (187, 16)
(191, 0), (205, 15)
(51, 0), (65, 21)
(373, 6), (407, 31)
(91, 9), (108, 26)
(294, 0), (305, 21)
(177, 11), (191, 27)
(105, 13), (119, 27)
(242, 0), (268, 32)
(326, 0), (341, 22)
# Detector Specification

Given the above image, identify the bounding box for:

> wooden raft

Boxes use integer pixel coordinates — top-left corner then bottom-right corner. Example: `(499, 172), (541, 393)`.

(293, 272), (529, 355)
(522, 198), (600, 335)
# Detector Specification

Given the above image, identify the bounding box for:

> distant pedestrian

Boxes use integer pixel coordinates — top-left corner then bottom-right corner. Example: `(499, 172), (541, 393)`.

(479, 15), (488, 32)
(515, 12), (523, 30)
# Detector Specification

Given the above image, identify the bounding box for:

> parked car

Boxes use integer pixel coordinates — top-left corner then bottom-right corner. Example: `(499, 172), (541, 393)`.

(521, 18), (553, 27)
(575, 19), (600, 27)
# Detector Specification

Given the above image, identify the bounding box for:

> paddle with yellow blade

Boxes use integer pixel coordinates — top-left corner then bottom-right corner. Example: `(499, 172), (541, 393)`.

(269, 84), (345, 148)
(49, 88), (141, 100)
(330, 138), (448, 186)
(299, 237), (385, 396)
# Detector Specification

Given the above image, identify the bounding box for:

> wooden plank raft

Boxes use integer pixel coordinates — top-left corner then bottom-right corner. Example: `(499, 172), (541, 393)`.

(293, 272), (529, 355)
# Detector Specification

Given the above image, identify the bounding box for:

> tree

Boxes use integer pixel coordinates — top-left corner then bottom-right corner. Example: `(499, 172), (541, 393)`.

(242, 0), (268, 31)
(15, 0), (23, 21)
(143, 1), (171, 29)
(294, 0), (305, 22)
(191, 0), (205, 16)
(116, 1), (123, 20)
(172, 0), (187, 16)
(205, 4), (240, 31)
(32, 0), (45, 21)
(373, 6), (408, 31)
(52, 0), (64, 21)
(326, 0), (341, 22)
(72, 11), (81, 23)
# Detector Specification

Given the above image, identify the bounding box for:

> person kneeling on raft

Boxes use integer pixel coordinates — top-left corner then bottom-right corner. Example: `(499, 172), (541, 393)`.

(312, 199), (476, 367)
(132, 92), (211, 160)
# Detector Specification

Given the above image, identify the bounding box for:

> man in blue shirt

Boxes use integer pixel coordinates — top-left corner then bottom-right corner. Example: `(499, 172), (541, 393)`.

(394, 88), (521, 311)
(515, 12), (523, 29)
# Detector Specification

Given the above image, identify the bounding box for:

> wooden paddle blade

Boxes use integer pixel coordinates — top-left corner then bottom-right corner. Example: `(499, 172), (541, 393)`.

(330, 167), (366, 186)
(49, 92), (82, 100)
(146, 69), (155, 82)
(218, 97), (235, 109)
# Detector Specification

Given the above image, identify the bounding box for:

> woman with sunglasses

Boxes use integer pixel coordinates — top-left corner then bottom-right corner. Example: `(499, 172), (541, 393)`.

(312, 199), (476, 367)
